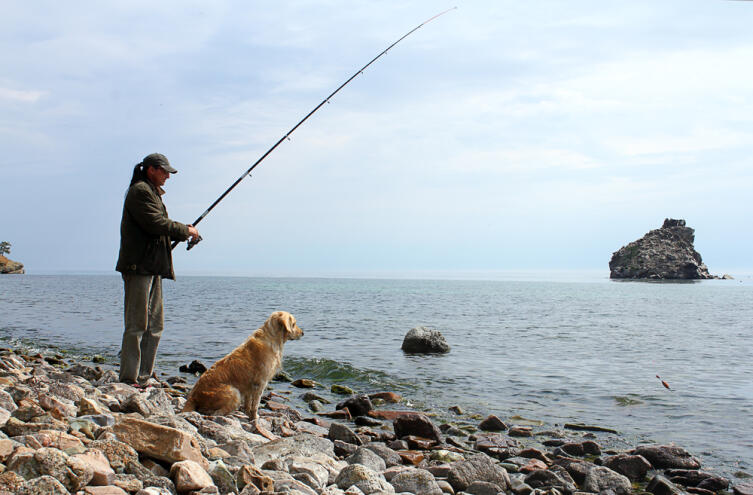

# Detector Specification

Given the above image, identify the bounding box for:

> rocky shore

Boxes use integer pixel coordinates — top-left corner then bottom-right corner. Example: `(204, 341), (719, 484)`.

(0, 346), (751, 495)
(0, 256), (24, 275)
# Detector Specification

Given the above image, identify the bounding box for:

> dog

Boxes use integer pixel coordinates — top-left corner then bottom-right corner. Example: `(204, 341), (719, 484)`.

(182, 311), (303, 422)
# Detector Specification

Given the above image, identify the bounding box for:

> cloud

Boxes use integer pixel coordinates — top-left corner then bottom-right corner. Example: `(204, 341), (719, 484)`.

(0, 85), (46, 103)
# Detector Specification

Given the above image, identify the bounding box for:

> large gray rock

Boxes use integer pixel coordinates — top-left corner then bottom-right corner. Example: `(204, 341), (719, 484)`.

(390, 468), (443, 495)
(16, 475), (68, 495)
(524, 469), (576, 495)
(582, 466), (632, 495)
(252, 434), (335, 465)
(364, 443), (403, 468)
(630, 444), (701, 469)
(346, 447), (387, 472)
(335, 464), (394, 494)
(604, 453), (652, 481)
(609, 219), (717, 279)
(401, 327), (450, 354)
(447, 453), (510, 492)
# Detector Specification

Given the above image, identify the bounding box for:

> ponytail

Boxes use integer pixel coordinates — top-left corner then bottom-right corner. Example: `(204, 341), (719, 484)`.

(129, 161), (148, 187)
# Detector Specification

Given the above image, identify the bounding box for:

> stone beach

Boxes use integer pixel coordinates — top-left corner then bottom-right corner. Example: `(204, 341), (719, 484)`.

(0, 345), (751, 495)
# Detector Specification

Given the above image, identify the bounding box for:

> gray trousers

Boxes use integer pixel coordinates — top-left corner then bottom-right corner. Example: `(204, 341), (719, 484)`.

(119, 273), (163, 383)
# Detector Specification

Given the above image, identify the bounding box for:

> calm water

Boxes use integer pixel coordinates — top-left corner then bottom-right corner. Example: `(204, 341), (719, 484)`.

(1, 274), (751, 477)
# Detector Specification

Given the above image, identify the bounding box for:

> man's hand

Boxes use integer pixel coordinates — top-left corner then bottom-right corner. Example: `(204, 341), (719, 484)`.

(187, 225), (200, 241)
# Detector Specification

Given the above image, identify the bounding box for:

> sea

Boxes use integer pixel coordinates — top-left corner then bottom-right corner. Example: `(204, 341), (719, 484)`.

(1, 272), (751, 479)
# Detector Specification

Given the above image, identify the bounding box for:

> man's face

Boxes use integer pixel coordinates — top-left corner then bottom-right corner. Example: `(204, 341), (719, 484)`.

(146, 166), (170, 187)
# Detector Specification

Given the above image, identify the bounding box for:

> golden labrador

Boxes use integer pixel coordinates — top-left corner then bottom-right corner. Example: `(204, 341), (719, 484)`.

(182, 311), (303, 421)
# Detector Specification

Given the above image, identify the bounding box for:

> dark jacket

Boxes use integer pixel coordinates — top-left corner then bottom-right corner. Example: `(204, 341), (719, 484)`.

(115, 180), (190, 280)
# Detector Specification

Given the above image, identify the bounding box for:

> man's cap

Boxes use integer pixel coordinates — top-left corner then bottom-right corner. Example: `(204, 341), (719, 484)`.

(142, 153), (178, 174)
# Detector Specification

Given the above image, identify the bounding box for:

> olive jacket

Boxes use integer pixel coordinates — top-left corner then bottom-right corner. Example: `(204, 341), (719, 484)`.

(115, 180), (190, 280)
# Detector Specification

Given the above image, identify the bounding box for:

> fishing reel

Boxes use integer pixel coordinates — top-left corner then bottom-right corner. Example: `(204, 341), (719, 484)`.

(187, 235), (203, 251)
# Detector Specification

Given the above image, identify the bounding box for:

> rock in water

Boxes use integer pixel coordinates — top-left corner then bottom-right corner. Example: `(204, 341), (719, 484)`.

(609, 219), (717, 280)
(401, 327), (450, 354)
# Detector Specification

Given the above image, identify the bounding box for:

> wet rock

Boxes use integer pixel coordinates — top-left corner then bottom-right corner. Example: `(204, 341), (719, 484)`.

(447, 453), (511, 492)
(646, 474), (684, 495)
(631, 444), (701, 469)
(393, 413), (443, 443)
(479, 415), (508, 432)
(346, 447), (386, 472)
(292, 378), (318, 388)
(399, 450), (426, 466)
(354, 415), (382, 427)
(604, 453), (652, 481)
(329, 422), (363, 446)
(335, 464), (394, 494)
(332, 385), (356, 396)
(368, 392), (402, 403)
(337, 395), (374, 417)
(582, 466), (631, 495)
(112, 417), (207, 469)
(474, 433), (520, 459)
(179, 360), (207, 374)
(390, 468), (443, 495)
(169, 460), (214, 492)
(552, 458), (592, 484)
(665, 469), (729, 491)
(509, 426), (533, 438)
(524, 470), (576, 495)
(401, 326), (450, 354)
(733, 481), (753, 495)
(466, 480), (504, 495)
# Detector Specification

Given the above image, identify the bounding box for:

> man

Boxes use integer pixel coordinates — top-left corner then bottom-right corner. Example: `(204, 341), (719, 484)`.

(115, 153), (200, 386)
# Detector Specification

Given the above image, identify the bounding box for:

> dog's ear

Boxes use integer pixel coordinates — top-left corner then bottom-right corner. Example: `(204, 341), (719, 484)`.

(273, 311), (293, 336)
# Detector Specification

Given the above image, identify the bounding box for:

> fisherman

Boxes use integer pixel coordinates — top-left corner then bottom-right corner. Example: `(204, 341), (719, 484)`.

(115, 153), (200, 386)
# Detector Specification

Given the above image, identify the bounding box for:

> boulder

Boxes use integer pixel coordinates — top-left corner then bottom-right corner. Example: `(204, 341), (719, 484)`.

(70, 449), (116, 486)
(581, 466), (632, 495)
(402, 326), (450, 353)
(393, 413), (443, 443)
(447, 453), (510, 492)
(604, 453), (652, 481)
(329, 423), (363, 446)
(524, 469), (576, 495)
(346, 447), (387, 472)
(609, 219), (717, 279)
(631, 444), (701, 469)
(169, 460), (214, 493)
(337, 395), (374, 417)
(390, 468), (443, 495)
(335, 464), (394, 494)
(647, 475), (684, 495)
(251, 434), (335, 466)
(112, 417), (207, 468)
(364, 442), (403, 468)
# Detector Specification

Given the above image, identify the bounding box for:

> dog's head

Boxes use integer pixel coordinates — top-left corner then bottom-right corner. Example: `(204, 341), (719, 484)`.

(269, 311), (304, 342)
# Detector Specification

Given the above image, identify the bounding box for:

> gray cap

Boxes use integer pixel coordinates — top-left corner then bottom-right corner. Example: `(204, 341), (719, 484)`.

(142, 153), (178, 173)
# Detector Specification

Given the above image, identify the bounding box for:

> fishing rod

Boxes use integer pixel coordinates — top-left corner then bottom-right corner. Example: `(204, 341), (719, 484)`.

(174, 7), (456, 250)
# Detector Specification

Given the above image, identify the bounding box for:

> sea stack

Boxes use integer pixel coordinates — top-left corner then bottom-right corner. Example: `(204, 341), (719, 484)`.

(0, 255), (24, 274)
(609, 218), (716, 280)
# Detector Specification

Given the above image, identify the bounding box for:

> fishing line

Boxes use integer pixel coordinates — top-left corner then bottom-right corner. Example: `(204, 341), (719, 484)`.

(174, 7), (457, 250)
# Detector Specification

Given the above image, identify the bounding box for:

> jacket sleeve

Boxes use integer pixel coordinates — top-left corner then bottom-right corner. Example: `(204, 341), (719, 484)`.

(125, 184), (190, 241)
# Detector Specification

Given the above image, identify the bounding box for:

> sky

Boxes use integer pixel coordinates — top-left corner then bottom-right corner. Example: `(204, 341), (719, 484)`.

(1, 1), (751, 278)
